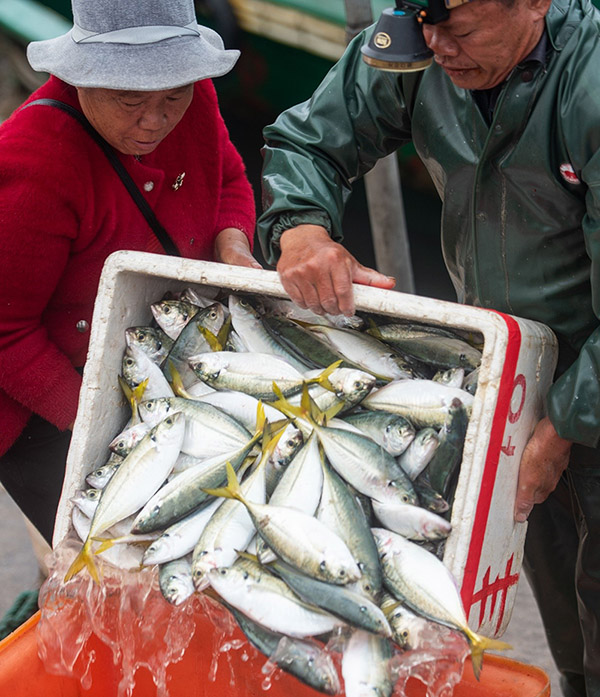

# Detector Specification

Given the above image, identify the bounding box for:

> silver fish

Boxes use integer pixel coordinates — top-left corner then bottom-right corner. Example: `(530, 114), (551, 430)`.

(65, 413), (186, 583)
(228, 294), (312, 372)
(207, 557), (345, 638)
(138, 396), (251, 459)
(397, 427), (440, 481)
(371, 500), (452, 541)
(151, 299), (200, 340)
(159, 556), (195, 606)
(205, 462), (362, 585)
(362, 379), (474, 429)
(343, 411), (416, 456)
(371, 527), (510, 678)
(125, 326), (173, 365)
(341, 629), (394, 697)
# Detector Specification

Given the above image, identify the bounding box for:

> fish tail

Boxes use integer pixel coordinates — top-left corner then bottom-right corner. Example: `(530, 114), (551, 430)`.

(64, 539), (100, 584)
(464, 628), (512, 680)
(216, 316), (232, 347)
(197, 324), (222, 351)
(202, 461), (244, 502)
(168, 360), (188, 397)
(310, 359), (343, 391)
(92, 537), (117, 555)
(118, 375), (146, 424)
(269, 382), (306, 421)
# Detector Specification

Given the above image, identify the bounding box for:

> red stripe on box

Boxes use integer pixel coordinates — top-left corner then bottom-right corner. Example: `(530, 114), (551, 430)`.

(460, 311), (522, 614)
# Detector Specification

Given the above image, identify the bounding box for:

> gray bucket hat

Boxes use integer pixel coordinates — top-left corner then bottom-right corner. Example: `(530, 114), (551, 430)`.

(27, 0), (240, 91)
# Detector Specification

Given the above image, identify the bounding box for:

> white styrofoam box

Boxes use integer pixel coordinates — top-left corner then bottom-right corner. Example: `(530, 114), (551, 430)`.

(56, 250), (558, 638)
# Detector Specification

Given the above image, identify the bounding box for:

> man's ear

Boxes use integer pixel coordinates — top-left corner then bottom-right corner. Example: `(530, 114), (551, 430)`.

(527, 0), (553, 20)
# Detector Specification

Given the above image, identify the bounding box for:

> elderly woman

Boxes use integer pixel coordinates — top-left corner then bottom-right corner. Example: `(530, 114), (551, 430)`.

(0, 0), (260, 545)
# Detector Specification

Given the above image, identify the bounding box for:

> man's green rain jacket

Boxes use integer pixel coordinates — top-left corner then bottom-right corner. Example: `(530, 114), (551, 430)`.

(258, 0), (600, 455)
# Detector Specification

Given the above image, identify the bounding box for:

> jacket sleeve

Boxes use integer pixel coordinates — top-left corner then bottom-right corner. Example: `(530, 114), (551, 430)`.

(546, 56), (600, 448)
(257, 27), (416, 265)
(0, 125), (82, 431)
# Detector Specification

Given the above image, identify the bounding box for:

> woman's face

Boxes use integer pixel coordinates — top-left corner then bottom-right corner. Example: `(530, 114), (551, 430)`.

(76, 84), (194, 156)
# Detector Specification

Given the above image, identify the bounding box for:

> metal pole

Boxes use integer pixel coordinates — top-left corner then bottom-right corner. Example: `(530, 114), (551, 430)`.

(343, 0), (415, 293)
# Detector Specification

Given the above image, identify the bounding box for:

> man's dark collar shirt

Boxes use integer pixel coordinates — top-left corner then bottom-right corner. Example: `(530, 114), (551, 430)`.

(471, 30), (549, 125)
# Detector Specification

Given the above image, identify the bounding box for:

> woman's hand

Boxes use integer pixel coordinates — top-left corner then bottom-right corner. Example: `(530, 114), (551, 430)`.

(514, 416), (572, 523)
(277, 225), (396, 317)
(214, 227), (262, 269)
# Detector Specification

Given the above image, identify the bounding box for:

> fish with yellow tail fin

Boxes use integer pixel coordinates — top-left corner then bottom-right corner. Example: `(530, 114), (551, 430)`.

(190, 422), (288, 588)
(203, 460), (362, 585)
(371, 527), (512, 679)
(64, 412), (185, 584)
(131, 402), (268, 533)
(188, 351), (342, 402)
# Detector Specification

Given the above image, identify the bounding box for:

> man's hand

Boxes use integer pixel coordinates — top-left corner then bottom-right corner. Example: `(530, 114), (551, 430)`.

(214, 228), (262, 269)
(277, 225), (396, 316)
(514, 416), (572, 523)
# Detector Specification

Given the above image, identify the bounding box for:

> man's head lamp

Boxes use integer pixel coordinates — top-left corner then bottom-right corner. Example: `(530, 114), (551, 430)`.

(361, 0), (471, 72)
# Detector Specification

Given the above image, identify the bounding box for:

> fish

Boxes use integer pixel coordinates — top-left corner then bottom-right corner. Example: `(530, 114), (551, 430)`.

(207, 557), (345, 638)
(138, 396), (252, 459)
(228, 294), (313, 372)
(203, 461), (362, 585)
(367, 323), (482, 371)
(64, 412), (186, 583)
(85, 455), (122, 489)
(343, 411), (416, 456)
(150, 298), (201, 340)
(121, 343), (174, 400)
(341, 629), (395, 697)
(426, 397), (469, 500)
(132, 404), (267, 533)
(162, 302), (226, 387)
(362, 379), (474, 430)
(108, 422), (150, 458)
(371, 527), (511, 678)
(125, 325), (173, 365)
(316, 459), (383, 602)
(379, 592), (431, 650)
(371, 499), (452, 541)
(266, 557), (391, 637)
(398, 427), (440, 481)
(258, 431), (323, 562)
(158, 556), (195, 606)
(312, 422), (418, 507)
(225, 602), (341, 694)
(191, 440), (271, 589)
(296, 322), (421, 380)
(188, 351), (340, 401)
(141, 498), (223, 566)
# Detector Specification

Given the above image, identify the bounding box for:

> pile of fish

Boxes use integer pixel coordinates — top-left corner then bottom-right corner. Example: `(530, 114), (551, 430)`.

(64, 286), (510, 696)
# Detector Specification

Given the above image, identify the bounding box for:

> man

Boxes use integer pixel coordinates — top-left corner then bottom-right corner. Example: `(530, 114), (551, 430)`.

(257, 0), (600, 695)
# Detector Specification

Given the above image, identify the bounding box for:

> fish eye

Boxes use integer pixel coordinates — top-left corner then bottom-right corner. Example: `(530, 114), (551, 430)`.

(401, 494), (410, 503)
(200, 550), (208, 557)
(242, 571), (249, 580)
(402, 630), (409, 638)
(208, 310), (218, 320)
(319, 561), (327, 571)
(124, 358), (134, 367)
(166, 417), (173, 425)
(359, 606), (367, 614)
(339, 569), (346, 577)
(163, 306), (171, 314)
(219, 569), (227, 576)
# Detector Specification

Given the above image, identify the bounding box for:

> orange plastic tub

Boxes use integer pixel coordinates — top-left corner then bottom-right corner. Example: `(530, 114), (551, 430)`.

(0, 611), (550, 697)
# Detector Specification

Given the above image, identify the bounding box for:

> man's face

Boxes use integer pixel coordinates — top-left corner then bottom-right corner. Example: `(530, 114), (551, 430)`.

(421, 0), (549, 90)
(76, 85), (194, 156)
